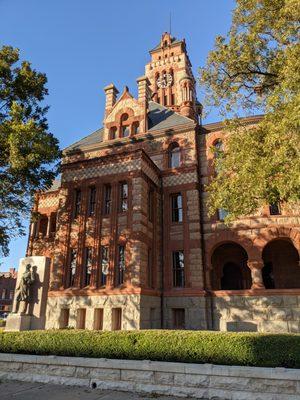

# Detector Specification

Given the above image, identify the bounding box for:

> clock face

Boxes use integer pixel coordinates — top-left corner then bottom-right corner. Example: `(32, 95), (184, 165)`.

(156, 73), (173, 88)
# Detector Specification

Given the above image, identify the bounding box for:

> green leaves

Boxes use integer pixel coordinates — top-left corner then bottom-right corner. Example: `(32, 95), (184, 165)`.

(200, 0), (300, 219)
(0, 46), (61, 257)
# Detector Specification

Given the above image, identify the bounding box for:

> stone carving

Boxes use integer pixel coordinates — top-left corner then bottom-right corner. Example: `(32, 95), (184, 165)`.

(14, 264), (37, 314)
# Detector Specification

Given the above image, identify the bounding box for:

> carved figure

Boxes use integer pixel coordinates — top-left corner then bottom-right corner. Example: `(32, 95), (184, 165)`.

(14, 264), (36, 314)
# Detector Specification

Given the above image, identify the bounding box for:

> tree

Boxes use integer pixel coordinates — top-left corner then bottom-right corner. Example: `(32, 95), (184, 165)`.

(200, 0), (300, 221)
(0, 46), (60, 257)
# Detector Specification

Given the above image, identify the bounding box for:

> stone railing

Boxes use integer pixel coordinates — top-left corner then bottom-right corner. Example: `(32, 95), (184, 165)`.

(0, 353), (299, 399)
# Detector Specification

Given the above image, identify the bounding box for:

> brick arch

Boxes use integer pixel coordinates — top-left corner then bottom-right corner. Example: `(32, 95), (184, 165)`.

(115, 107), (135, 122)
(205, 230), (259, 268)
(253, 227), (300, 256)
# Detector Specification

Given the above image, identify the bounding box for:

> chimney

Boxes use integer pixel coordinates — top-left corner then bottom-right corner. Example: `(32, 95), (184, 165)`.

(137, 76), (151, 105)
(104, 83), (119, 116)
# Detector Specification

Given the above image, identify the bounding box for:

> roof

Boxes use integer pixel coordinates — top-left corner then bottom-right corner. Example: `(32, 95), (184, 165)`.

(64, 128), (104, 152)
(147, 101), (194, 131)
(202, 115), (264, 133)
(64, 102), (194, 153)
(45, 179), (61, 193)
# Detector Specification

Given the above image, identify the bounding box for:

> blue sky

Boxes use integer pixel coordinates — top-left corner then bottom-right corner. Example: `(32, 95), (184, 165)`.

(0, 0), (236, 271)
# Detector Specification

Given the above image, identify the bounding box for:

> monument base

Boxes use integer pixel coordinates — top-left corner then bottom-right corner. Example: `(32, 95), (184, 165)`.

(5, 314), (32, 331)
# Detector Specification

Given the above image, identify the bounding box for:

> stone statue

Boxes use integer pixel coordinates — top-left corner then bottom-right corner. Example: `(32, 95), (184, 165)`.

(14, 264), (37, 314)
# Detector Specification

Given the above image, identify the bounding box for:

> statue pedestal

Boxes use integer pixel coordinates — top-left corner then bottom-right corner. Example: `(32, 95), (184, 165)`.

(5, 256), (50, 332)
(5, 314), (31, 331)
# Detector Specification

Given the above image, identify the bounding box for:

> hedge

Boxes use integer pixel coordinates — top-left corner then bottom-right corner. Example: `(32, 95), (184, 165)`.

(1, 330), (300, 368)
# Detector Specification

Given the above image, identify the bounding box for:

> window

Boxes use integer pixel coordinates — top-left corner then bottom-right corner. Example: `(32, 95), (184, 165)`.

(59, 309), (69, 329)
(169, 143), (181, 168)
(121, 126), (130, 137)
(164, 95), (167, 105)
(83, 247), (92, 286)
(109, 127), (117, 140)
(38, 215), (48, 238)
(9, 290), (14, 300)
(88, 186), (96, 216)
(148, 189), (154, 222)
(100, 245), (109, 286)
(116, 245), (125, 286)
(172, 251), (185, 287)
(171, 93), (175, 105)
(49, 212), (57, 236)
(120, 113), (130, 138)
(173, 308), (185, 329)
(213, 139), (224, 153)
(68, 249), (77, 287)
(119, 182), (128, 212)
(112, 308), (122, 330)
(147, 248), (154, 288)
(103, 184), (112, 215)
(171, 193), (183, 223)
(74, 189), (81, 218)
(93, 308), (104, 330)
(213, 139), (224, 174)
(1, 290), (5, 300)
(269, 203), (281, 215)
(132, 122), (139, 135)
(218, 208), (229, 221)
(76, 308), (86, 329)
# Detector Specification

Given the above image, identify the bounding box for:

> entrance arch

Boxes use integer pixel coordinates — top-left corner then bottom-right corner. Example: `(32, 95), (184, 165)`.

(211, 242), (251, 290)
(262, 239), (300, 289)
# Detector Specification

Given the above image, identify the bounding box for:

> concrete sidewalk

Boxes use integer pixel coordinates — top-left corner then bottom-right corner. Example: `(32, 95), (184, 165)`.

(0, 380), (198, 399)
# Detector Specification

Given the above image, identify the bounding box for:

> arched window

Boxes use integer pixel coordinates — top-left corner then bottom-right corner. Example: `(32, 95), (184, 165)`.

(132, 122), (139, 135)
(120, 113), (130, 138)
(109, 127), (117, 140)
(213, 139), (224, 155)
(169, 142), (181, 168)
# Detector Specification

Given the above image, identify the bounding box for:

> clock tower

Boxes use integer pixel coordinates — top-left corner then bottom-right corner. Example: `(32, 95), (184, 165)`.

(145, 32), (200, 121)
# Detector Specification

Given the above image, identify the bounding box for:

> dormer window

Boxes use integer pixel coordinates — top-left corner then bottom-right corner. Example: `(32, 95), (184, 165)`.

(109, 127), (117, 140)
(121, 126), (130, 137)
(169, 142), (181, 168)
(132, 122), (140, 135)
(120, 113), (130, 138)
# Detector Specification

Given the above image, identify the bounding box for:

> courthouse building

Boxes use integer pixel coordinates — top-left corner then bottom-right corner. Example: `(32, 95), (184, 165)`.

(27, 33), (300, 333)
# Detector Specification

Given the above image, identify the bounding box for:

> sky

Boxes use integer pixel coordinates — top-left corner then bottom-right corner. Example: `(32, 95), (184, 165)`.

(0, 0), (236, 271)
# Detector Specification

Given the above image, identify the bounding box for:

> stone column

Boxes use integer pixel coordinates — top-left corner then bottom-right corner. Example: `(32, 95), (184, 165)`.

(247, 260), (265, 289)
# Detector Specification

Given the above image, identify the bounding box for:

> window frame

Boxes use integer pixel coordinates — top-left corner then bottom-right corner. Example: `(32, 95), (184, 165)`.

(119, 182), (128, 212)
(73, 189), (81, 219)
(83, 247), (93, 287)
(132, 121), (140, 135)
(100, 245), (109, 286)
(116, 244), (125, 286)
(68, 248), (77, 287)
(168, 142), (181, 168)
(88, 186), (96, 216)
(103, 184), (112, 215)
(171, 193), (183, 223)
(172, 250), (185, 288)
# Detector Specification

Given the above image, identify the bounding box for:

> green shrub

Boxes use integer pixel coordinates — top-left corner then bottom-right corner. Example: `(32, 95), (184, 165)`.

(0, 330), (300, 368)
